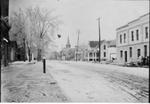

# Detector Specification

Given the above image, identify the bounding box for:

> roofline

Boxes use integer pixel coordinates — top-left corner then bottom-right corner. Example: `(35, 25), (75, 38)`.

(116, 12), (150, 31)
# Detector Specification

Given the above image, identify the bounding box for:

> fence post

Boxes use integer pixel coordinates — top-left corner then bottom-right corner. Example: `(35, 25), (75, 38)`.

(43, 57), (46, 73)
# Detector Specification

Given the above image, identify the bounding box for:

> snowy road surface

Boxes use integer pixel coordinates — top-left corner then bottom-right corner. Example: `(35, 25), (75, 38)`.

(47, 60), (149, 103)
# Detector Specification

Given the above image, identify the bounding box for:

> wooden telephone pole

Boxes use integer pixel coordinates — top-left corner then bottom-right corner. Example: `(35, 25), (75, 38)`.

(97, 17), (101, 62)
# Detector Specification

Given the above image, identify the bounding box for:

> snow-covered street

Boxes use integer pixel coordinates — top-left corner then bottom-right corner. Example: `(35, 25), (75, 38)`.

(1, 60), (149, 102)
(47, 60), (149, 103)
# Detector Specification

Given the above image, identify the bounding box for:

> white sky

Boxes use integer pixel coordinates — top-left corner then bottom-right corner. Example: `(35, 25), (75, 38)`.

(9, 0), (149, 50)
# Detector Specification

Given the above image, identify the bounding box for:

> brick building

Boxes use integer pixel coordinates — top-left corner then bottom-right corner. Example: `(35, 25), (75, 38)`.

(116, 13), (149, 64)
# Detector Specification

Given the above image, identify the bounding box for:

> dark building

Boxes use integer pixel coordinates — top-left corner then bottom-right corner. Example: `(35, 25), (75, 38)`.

(1, 0), (25, 66)
(1, 0), (10, 66)
(1, 0), (9, 16)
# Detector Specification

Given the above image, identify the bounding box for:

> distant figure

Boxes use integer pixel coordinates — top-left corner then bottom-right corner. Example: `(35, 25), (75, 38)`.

(146, 56), (149, 66)
(112, 57), (115, 60)
(142, 57), (146, 65)
(137, 56), (142, 66)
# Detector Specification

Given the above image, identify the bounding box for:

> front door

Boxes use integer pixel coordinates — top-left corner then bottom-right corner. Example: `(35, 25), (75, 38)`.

(124, 51), (127, 62)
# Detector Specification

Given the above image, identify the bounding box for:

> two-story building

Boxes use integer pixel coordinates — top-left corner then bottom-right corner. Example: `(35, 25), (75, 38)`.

(116, 13), (149, 64)
(84, 40), (117, 62)
(101, 40), (116, 61)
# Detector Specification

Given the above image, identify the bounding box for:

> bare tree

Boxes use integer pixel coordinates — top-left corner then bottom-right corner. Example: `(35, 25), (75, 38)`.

(9, 9), (27, 61)
(26, 7), (59, 61)
(9, 9), (26, 47)
(10, 7), (60, 62)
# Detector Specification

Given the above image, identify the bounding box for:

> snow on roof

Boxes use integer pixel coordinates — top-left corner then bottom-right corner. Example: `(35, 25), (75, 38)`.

(88, 40), (116, 48)
(89, 40), (105, 48)
(107, 40), (116, 47)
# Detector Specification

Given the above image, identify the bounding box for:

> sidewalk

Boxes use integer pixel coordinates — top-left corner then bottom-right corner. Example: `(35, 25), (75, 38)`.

(1, 61), (69, 102)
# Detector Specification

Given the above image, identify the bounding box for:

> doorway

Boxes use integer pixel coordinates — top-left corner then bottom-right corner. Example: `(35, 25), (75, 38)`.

(124, 51), (127, 62)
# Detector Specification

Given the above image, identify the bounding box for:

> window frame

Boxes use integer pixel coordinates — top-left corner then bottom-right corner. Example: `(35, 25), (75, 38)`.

(124, 33), (126, 43)
(104, 52), (106, 57)
(144, 45), (147, 57)
(136, 29), (139, 40)
(104, 45), (106, 50)
(120, 34), (122, 44)
(131, 31), (134, 41)
(120, 50), (123, 58)
(145, 27), (148, 39)
(129, 47), (132, 58)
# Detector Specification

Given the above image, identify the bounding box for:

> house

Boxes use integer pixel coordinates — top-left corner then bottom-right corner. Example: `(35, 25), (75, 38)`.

(84, 40), (102, 61)
(116, 13), (149, 64)
(101, 40), (117, 61)
(84, 40), (116, 62)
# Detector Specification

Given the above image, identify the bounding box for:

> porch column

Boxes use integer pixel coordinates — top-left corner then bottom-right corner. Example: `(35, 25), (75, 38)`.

(87, 52), (89, 61)
(94, 52), (96, 61)
(92, 52), (94, 62)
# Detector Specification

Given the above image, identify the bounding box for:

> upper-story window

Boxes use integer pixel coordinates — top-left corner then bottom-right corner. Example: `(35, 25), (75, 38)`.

(145, 27), (148, 39)
(136, 29), (139, 40)
(144, 45), (147, 57)
(120, 35), (122, 44)
(124, 33), (126, 43)
(131, 31), (134, 41)
(104, 45), (106, 50)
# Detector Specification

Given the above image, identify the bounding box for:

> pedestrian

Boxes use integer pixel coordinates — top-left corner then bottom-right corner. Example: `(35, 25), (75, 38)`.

(141, 56), (144, 66)
(142, 57), (146, 65)
(137, 56), (142, 66)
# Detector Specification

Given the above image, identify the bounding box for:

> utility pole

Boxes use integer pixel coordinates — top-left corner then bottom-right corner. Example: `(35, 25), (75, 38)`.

(97, 17), (101, 62)
(76, 30), (80, 61)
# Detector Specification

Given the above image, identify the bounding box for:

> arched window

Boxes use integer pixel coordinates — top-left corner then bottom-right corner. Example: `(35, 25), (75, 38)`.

(120, 35), (122, 43)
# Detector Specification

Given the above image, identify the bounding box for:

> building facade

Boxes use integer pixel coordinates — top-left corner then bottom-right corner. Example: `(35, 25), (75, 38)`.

(1, 0), (10, 66)
(84, 40), (117, 62)
(84, 41), (100, 62)
(101, 40), (117, 61)
(116, 13), (149, 64)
